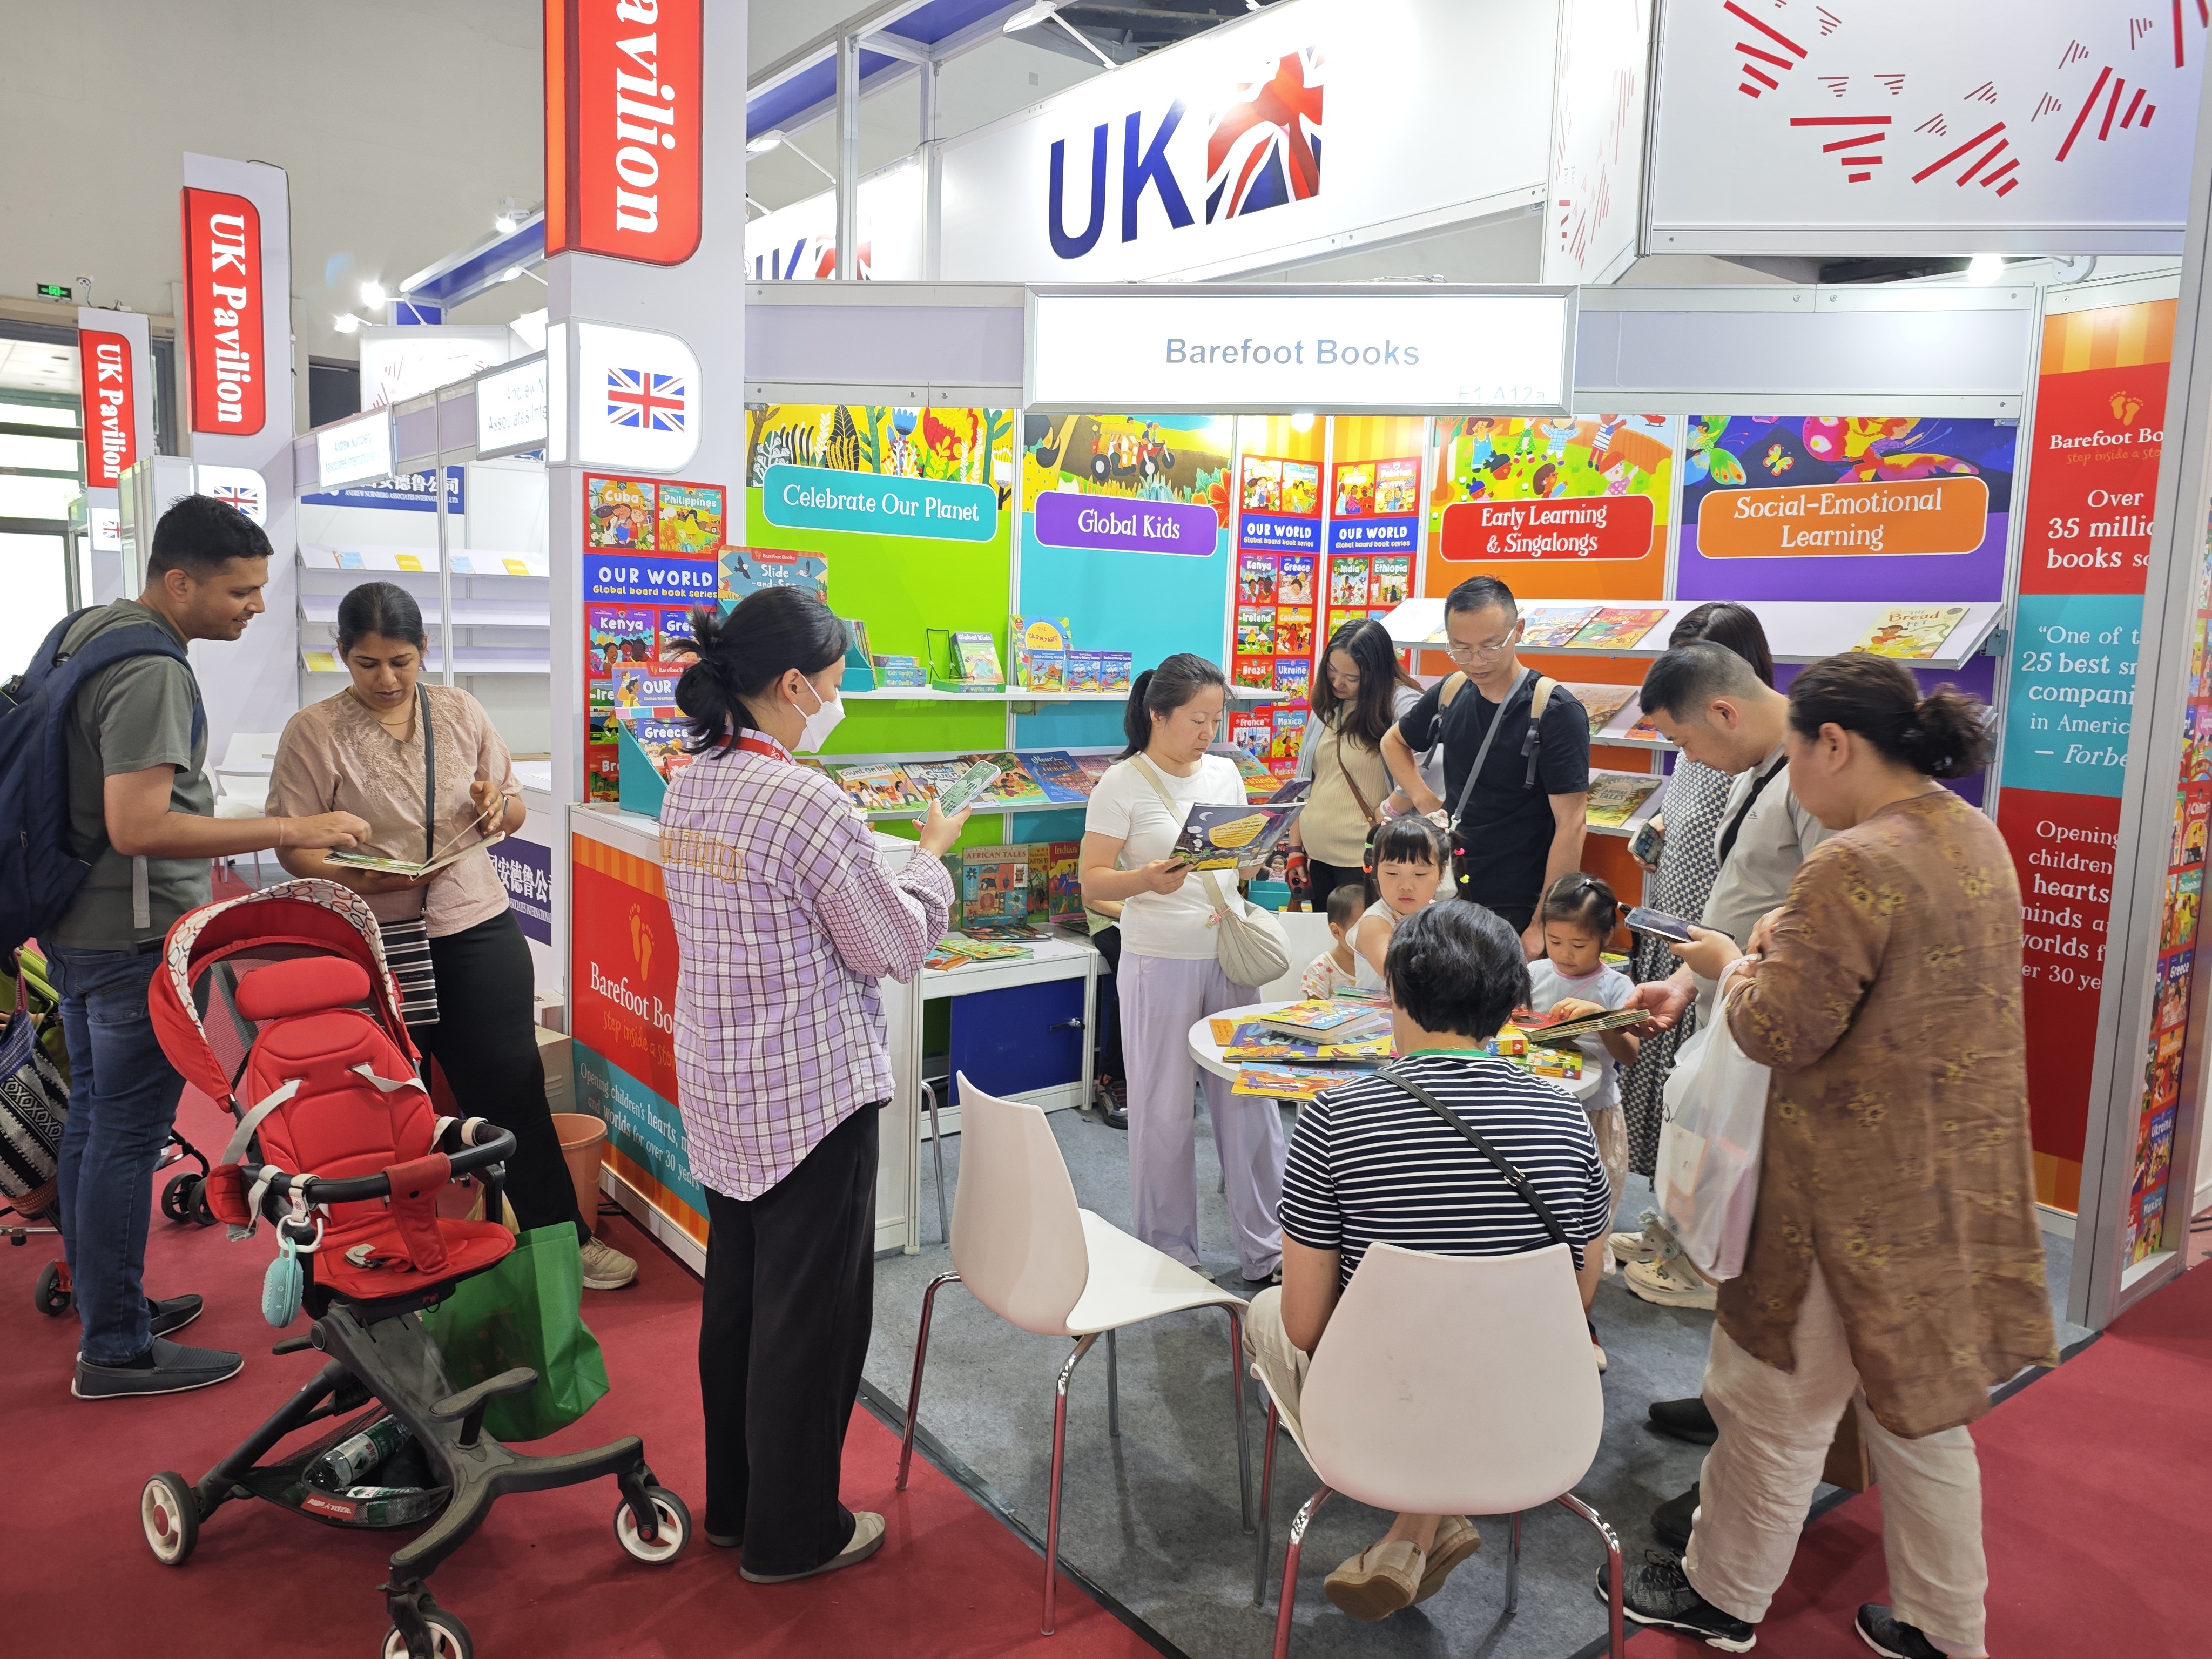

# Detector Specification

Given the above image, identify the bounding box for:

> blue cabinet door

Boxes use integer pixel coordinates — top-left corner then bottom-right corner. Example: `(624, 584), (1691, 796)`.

(947, 977), (1086, 1100)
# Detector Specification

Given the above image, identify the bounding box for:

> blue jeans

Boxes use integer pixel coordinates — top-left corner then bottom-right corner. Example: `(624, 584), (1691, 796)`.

(52, 945), (187, 1365)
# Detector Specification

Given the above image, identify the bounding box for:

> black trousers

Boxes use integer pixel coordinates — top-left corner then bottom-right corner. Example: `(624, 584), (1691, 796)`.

(1453, 887), (1535, 938)
(411, 910), (586, 1244)
(1091, 925), (1126, 1081)
(700, 1102), (879, 1575)
(1306, 856), (1365, 915)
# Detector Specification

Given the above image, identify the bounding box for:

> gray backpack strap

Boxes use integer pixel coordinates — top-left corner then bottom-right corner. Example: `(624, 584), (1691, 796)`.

(1523, 676), (1556, 791)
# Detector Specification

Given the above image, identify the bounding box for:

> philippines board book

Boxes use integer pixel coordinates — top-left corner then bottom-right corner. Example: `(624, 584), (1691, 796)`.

(1853, 605), (1971, 659)
(1171, 802), (1303, 871)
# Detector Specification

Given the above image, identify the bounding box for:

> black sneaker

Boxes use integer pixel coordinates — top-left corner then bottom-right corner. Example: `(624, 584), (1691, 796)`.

(1095, 1076), (1129, 1130)
(1653, 1481), (1699, 1552)
(73, 1338), (244, 1400)
(1856, 1605), (1945, 1659)
(147, 1293), (203, 1339)
(1649, 1395), (1720, 1444)
(1599, 1553), (1757, 1651)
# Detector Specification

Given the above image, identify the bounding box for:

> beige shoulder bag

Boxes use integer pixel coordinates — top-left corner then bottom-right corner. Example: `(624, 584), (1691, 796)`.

(1130, 754), (1291, 989)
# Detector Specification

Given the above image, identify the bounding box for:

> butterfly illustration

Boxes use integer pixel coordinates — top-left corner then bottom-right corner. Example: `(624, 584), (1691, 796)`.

(1763, 444), (1794, 476)
(1688, 416), (1745, 486)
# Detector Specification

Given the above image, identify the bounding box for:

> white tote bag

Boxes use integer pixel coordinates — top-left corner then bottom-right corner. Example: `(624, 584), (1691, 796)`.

(1654, 962), (1770, 1284)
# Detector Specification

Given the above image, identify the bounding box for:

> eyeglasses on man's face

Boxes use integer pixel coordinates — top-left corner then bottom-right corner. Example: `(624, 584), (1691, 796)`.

(1442, 631), (1516, 663)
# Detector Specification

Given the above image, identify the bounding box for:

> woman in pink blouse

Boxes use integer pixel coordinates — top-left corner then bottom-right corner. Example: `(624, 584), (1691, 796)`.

(660, 587), (968, 1586)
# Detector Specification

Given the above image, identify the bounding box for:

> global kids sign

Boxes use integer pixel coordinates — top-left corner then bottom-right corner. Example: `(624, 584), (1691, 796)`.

(544, 0), (703, 265)
(180, 187), (264, 435)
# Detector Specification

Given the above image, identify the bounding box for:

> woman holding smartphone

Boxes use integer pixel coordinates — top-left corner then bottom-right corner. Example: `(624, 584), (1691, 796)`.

(1081, 654), (1285, 1286)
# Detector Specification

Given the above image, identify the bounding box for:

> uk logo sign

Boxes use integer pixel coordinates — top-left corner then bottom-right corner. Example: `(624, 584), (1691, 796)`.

(1206, 50), (1324, 221)
(575, 321), (700, 473)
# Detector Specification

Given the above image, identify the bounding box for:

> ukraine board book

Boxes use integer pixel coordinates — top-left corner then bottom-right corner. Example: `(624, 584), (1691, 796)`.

(1274, 657), (1311, 697)
(1853, 604), (1971, 659)
(1586, 771), (1665, 827)
(1171, 801), (1304, 871)
(1515, 604), (1602, 649)
(1570, 608), (1672, 650)
(1012, 616), (1074, 690)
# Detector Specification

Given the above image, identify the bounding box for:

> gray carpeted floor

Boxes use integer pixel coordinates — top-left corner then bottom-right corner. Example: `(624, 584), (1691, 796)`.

(867, 1101), (2084, 1658)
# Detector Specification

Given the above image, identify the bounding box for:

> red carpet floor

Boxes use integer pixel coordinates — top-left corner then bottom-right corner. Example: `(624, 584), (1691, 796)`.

(0, 1086), (1156, 1659)
(1634, 1262), (2212, 1656)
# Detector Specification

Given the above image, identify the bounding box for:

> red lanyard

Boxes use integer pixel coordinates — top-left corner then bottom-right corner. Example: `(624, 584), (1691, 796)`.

(718, 729), (789, 763)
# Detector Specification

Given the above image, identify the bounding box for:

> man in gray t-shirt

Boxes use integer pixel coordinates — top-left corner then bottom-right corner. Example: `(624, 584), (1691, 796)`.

(46, 495), (366, 1402)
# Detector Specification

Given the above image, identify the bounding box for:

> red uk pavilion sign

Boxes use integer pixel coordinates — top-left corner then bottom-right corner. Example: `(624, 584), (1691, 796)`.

(78, 329), (138, 488)
(544, 0), (703, 265)
(180, 188), (265, 435)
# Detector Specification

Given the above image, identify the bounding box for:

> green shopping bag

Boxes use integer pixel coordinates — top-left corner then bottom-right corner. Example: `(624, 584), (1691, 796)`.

(423, 1224), (610, 1441)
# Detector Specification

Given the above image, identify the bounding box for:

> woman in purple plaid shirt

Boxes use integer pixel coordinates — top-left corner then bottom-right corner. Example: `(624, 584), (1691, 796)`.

(660, 589), (970, 1587)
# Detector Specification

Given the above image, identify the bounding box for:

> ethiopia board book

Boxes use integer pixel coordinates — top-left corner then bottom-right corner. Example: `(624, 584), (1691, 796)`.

(1570, 608), (1671, 650)
(831, 763), (928, 812)
(1370, 555), (1411, 604)
(1563, 682), (1637, 734)
(960, 845), (1030, 928)
(1586, 772), (1665, 828)
(587, 476), (656, 549)
(1515, 604), (1602, 649)
(1025, 750), (1094, 803)
(1171, 802), (1303, 871)
(1853, 604), (1970, 659)
(657, 482), (725, 552)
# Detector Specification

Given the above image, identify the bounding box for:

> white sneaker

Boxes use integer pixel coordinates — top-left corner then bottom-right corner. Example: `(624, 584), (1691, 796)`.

(1609, 1228), (1665, 1264)
(1622, 1255), (1717, 1310)
(579, 1235), (637, 1290)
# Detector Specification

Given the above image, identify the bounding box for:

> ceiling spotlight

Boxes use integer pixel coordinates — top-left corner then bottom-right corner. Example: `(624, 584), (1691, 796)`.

(746, 130), (786, 155)
(360, 281), (387, 308)
(1290, 412), (1316, 433)
(499, 266), (522, 283)
(1966, 253), (2004, 285)
(333, 314), (362, 334)
(495, 212), (518, 234)
(494, 195), (523, 234)
(1002, 0), (1060, 30)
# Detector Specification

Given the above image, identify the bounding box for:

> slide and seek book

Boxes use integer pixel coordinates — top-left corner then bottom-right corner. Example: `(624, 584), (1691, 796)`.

(1171, 801), (1304, 871)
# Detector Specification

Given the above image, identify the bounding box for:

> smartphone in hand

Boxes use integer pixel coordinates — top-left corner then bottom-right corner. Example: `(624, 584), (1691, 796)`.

(1626, 816), (1665, 867)
(1625, 906), (1697, 945)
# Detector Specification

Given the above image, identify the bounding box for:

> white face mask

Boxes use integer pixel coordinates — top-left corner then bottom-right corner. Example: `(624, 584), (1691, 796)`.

(793, 676), (846, 753)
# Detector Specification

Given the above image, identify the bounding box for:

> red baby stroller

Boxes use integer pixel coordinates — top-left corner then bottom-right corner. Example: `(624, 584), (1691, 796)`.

(141, 881), (689, 1658)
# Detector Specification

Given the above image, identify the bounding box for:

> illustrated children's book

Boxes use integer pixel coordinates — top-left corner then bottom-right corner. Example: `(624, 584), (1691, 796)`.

(2171, 791), (2210, 867)
(1225, 746), (1276, 795)
(1853, 604), (1970, 659)
(1170, 802), (1304, 871)
(1270, 707), (1307, 760)
(1232, 1066), (1350, 1102)
(1013, 615), (1074, 690)
(1330, 558), (1371, 607)
(1064, 650), (1103, 694)
(960, 845), (1031, 930)
(1374, 460), (1419, 517)
(1515, 605), (1602, 649)
(1585, 771), (1666, 828)
(952, 631), (1006, 686)
(1243, 457), (1284, 513)
(1230, 710), (1274, 758)
(1278, 554), (1316, 605)
(1075, 752), (1120, 788)
(1235, 656), (1276, 690)
(1236, 608), (1277, 656)
(1239, 552), (1279, 605)
(589, 608), (656, 677)
(1024, 750), (1094, 803)
(1570, 608), (1673, 650)
(1563, 682), (1637, 735)
(587, 477), (656, 549)
(1097, 652), (1134, 692)
(1273, 657), (1311, 697)
(1370, 555), (1411, 604)
(1048, 840), (1084, 925)
(965, 752), (1047, 807)
(1257, 1000), (1392, 1037)
(831, 763), (928, 812)
(1281, 462), (1320, 517)
(1276, 607), (1314, 659)
(656, 482), (725, 553)
(1335, 464), (1376, 516)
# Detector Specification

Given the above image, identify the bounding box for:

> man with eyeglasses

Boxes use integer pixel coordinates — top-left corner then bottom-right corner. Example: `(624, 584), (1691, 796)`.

(1380, 576), (1589, 953)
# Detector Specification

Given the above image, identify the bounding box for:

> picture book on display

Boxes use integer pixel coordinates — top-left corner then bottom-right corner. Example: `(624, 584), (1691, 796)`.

(902, 759), (970, 800)
(1570, 608), (1672, 650)
(1232, 1066), (1348, 1102)
(1235, 656), (1276, 690)
(1270, 707), (1306, 759)
(1853, 605), (1970, 659)
(1273, 658), (1311, 697)
(1276, 608), (1314, 658)
(1516, 605), (1602, 649)
(1258, 1000), (1392, 1037)
(1330, 559), (1370, 606)
(1075, 752), (1119, 788)
(586, 476), (655, 549)
(1513, 1005), (1651, 1048)
(1048, 841), (1084, 924)
(1370, 556), (1411, 604)
(1239, 553), (1278, 604)
(1230, 710), (1273, 757)
(1024, 750), (1094, 802)
(657, 482), (725, 552)
(1278, 554), (1316, 604)
(1013, 615), (1074, 690)
(960, 845), (1031, 929)
(1171, 802), (1303, 871)
(1374, 461), (1419, 516)
(1065, 651), (1102, 694)
(1225, 746), (1276, 794)
(1586, 772), (1666, 828)
(954, 632), (1005, 685)
(831, 763), (928, 812)
(1214, 1021), (1393, 1063)
(1236, 608), (1277, 656)
(1562, 682), (1637, 734)
(965, 752), (1046, 807)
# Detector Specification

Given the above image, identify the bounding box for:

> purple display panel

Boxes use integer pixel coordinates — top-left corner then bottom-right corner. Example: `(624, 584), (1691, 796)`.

(1032, 491), (1217, 556)
(1767, 655), (1997, 806)
(1677, 416), (2017, 602)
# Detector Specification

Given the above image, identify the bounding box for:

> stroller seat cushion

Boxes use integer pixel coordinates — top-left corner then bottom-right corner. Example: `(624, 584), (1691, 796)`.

(237, 956), (371, 1021)
(316, 1212), (514, 1301)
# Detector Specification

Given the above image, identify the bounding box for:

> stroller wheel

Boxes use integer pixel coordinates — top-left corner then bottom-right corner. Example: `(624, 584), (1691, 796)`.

(190, 1182), (218, 1229)
(160, 1173), (198, 1225)
(613, 1485), (692, 1563)
(141, 1472), (199, 1566)
(33, 1260), (71, 1317)
(381, 1610), (470, 1659)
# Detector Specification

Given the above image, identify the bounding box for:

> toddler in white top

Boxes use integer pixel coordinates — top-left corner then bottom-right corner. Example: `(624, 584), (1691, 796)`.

(1350, 815), (1449, 995)
(1300, 882), (1367, 1000)
(1526, 873), (1639, 1209)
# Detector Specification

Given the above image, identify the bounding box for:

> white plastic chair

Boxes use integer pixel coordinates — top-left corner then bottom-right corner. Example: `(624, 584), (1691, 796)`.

(1253, 1241), (1624, 1658)
(211, 730), (284, 799)
(896, 1073), (1255, 1635)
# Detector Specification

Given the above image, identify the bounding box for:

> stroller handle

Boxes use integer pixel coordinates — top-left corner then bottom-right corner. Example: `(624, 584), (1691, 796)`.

(255, 1124), (518, 1209)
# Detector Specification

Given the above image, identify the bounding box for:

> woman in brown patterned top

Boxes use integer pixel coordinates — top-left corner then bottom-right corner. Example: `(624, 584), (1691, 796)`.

(270, 582), (636, 1291)
(1616, 653), (2053, 1659)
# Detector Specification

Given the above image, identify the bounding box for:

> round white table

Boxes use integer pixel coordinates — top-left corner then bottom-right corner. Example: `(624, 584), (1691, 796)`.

(1189, 1001), (1603, 1103)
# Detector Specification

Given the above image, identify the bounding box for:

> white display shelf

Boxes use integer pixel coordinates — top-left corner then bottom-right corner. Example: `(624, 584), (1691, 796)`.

(1379, 597), (2005, 671)
(301, 648), (551, 676)
(845, 686), (1291, 704)
(299, 543), (550, 578)
(1594, 695), (1676, 752)
(298, 594), (552, 628)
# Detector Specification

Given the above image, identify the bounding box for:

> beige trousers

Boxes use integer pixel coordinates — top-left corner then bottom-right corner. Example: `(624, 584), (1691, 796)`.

(1684, 1262), (1988, 1655)
(1243, 1286), (1313, 1440)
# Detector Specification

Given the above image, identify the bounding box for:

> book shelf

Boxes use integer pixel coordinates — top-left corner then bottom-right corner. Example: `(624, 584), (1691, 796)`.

(845, 685), (1291, 706)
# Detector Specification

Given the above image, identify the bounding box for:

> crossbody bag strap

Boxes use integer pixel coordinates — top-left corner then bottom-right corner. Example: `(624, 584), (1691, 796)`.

(1447, 667), (1528, 832)
(1373, 1063), (1568, 1246)
(1328, 717), (1379, 825)
(1522, 676), (1556, 791)
(1715, 750), (1786, 871)
(417, 683), (437, 863)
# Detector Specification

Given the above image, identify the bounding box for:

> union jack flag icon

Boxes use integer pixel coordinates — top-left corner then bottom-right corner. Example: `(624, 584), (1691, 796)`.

(1206, 49), (1324, 223)
(212, 483), (260, 515)
(607, 367), (686, 433)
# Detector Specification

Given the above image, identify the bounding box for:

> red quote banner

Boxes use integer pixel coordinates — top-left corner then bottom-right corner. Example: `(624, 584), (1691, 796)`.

(545, 0), (703, 265)
(1438, 491), (1655, 562)
(179, 187), (265, 436)
(77, 328), (137, 487)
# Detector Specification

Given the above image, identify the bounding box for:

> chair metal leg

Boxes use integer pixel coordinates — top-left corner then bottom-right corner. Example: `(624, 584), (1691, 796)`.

(1507, 1510), (1522, 1615)
(1271, 1485), (1332, 1659)
(1252, 1387), (1279, 1606)
(896, 1271), (960, 1491)
(1043, 1332), (1101, 1636)
(1556, 1491), (1626, 1659)
(1225, 1306), (1252, 1532)
(921, 1080), (948, 1245)
(1106, 1330), (1120, 1439)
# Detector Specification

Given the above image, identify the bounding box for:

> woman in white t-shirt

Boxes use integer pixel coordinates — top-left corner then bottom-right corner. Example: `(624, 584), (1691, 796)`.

(1081, 655), (1285, 1284)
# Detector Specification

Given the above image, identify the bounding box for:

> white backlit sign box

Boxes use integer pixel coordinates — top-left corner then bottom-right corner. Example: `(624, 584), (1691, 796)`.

(317, 413), (394, 488)
(1026, 287), (1575, 414)
(476, 356), (549, 456)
